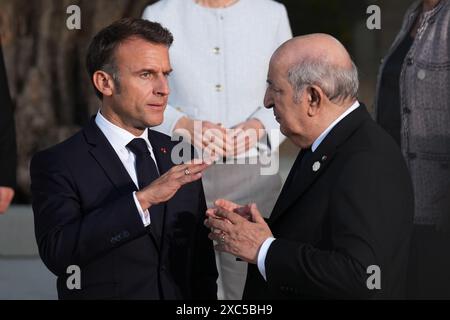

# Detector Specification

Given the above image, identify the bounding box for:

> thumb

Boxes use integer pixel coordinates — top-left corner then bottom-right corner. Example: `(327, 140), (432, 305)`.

(249, 203), (264, 223)
(215, 198), (240, 211)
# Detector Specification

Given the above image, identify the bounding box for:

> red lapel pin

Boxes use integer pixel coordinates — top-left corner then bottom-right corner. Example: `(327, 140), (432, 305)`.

(160, 147), (167, 154)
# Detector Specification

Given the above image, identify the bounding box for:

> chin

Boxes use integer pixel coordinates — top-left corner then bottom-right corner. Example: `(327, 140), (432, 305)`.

(145, 115), (164, 128)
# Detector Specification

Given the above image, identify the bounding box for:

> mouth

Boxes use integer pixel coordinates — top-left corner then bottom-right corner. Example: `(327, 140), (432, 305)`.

(146, 103), (166, 110)
(274, 112), (280, 122)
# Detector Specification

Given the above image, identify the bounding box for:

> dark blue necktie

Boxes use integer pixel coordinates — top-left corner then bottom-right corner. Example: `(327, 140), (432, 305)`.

(126, 138), (159, 189)
(127, 138), (165, 246)
(283, 147), (312, 190)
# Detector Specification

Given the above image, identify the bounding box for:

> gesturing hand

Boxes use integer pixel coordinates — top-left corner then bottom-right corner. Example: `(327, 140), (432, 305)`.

(136, 161), (210, 210)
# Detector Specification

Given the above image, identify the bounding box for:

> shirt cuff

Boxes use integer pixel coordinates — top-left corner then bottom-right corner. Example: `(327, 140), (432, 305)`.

(133, 191), (151, 226)
(257, 237), (276, 281)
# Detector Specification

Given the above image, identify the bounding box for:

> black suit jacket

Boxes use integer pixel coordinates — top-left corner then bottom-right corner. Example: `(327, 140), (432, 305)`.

(0, 42), (16, 188)
(30, 119), (218, 299)
(243, 104), (414, 299)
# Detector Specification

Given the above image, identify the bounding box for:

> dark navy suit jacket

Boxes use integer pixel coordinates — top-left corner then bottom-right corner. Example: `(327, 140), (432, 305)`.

(244, 105), (414, 299)
(30, 119), (218, 299)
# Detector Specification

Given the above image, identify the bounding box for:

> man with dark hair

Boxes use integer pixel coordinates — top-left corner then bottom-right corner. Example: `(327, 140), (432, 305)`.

(0, 39), (16, 214)
(31, 18), (218, 299)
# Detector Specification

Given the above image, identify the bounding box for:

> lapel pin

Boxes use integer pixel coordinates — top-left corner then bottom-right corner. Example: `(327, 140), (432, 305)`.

(312, 161), (321, 172)
(160, 147), (167, 154)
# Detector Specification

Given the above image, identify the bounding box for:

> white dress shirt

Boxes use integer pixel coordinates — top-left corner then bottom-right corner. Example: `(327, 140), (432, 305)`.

(257, 101), (360, 280)
(142, 0), (292, 155)
(95, 110), (160, 227)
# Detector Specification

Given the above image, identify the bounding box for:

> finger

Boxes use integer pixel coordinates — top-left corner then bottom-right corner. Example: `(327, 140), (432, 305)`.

(178, 172), (203, 185)
(203, 142), (226, 159)
(173, 163), (209, 177)
(214, 198), (241, 211)
(213, 243), (227, 252)
(206, 208), (221, 219)
(233, 131), (258, 148)
(229, 127), (245, 139)
(184, 162), (210, 173)
(204, 216), (232, 233)
(203, 130), (234, 153)
(249, 203), (265, 223)
(208, 231), (223, 242)
(215, 207), (244, 225)
(203, 121), (226, 131)
(234, 204), (252, 218)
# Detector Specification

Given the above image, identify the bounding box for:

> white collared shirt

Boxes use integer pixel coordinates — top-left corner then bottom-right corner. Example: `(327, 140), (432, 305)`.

(95, 110), (159, 227)
(257, 101), (360, 281)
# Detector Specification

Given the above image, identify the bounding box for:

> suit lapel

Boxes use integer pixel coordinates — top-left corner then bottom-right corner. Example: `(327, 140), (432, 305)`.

(270, 144), (337, 224)
(83, 119), (168, 249)
(148, 130), (173, 176)
(84, 118), (137, 193)
(269, 104), (372, 224)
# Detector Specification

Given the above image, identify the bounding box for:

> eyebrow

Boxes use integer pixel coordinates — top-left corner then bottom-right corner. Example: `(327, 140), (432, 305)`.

(135, 68), (173, 75)
(266, 79), (273, 85)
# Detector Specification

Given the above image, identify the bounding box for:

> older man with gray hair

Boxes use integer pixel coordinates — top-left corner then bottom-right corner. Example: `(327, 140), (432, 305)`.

(205, 34), (414, 299)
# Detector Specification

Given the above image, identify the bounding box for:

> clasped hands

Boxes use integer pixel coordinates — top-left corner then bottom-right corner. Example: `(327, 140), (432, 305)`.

(174, 117), (265, 158)
(204, 199), (273, 264)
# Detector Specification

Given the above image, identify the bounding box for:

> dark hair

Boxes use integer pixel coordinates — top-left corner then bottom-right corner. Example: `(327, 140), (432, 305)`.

(86, 18), (174, 99)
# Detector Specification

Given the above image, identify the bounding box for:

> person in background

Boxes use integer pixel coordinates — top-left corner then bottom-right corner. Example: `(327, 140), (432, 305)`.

(143, 0), (292, 300)
(0, 38), (16, 214)
(375, 0), (450, 299)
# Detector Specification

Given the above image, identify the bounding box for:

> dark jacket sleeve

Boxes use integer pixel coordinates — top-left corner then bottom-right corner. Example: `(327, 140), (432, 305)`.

(191, 181), (218, 299)
(0, 42), (17, 188)
(265, 151), (411, 299)
(30, 149), (148, 276)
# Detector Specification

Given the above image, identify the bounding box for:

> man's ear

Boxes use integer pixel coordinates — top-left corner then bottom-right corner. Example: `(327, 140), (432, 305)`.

(306, 85), (323, 116)
(92, 71), (115, 97)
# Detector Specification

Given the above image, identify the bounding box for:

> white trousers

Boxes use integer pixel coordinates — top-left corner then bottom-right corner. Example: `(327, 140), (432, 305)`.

(202, 158), (282, 300)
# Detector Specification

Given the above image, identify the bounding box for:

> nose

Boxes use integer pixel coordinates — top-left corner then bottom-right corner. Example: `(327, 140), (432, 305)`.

(264, 88), (274, 109)
(154, 75), (170, 97)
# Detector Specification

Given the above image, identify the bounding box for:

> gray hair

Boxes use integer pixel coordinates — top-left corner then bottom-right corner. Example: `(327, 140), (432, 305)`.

(287, 56), (359, 103)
